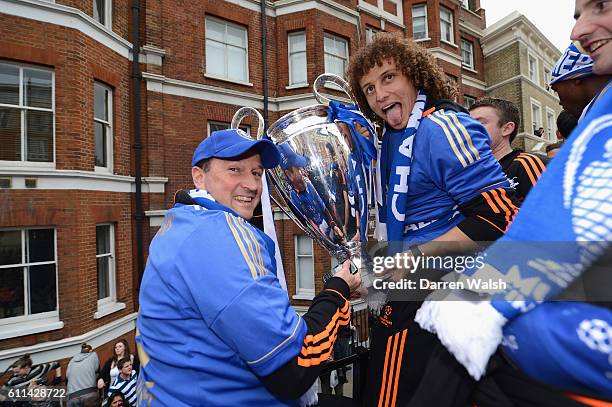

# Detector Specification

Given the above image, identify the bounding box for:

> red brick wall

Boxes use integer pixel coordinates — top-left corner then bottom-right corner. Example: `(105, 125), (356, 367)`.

(0, 16), (132, 175)
(0, 190), (135, 351)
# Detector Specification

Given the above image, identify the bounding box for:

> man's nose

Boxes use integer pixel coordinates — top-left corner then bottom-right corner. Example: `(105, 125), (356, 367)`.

(241, 174), (260, 191)
(570, 14), (591, 44)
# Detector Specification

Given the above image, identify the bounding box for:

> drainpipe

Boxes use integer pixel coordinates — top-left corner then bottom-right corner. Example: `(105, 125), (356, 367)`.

(131, 0), (144, 288)
(261, 0), (269, 130)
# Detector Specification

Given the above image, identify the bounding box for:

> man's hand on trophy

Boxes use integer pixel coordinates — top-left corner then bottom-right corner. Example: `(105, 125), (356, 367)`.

(334, 260), (364, 299)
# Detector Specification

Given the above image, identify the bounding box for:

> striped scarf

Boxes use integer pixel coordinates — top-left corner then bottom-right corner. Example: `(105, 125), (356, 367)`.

(378, 91), (427, 242)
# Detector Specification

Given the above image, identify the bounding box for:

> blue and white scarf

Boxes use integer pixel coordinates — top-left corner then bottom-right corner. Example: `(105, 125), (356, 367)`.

(378, 91), (427, 242)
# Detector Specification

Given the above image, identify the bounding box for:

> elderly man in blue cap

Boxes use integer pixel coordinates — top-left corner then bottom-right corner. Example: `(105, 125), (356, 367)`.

(135, 129), (361, 406)
(550, 42), (612, 122)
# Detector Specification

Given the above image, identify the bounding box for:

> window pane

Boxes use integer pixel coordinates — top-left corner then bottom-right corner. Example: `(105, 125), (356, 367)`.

(324, 35), (333, 52)
(336, 39), (347, 58)
(93, 0), (105, 24)
(206, 40), (226, 77)
(325, 55), (345, 77)
(297, 235), (312, 255)
(29, 264), (56, 314)
(24, 69), (52, 109)
(0, 230), (22, 266)
(0, 108), (21, 161)
(413, 5), (425, 17)
(441, 8), (451, 21)
(0, 64), (19, 105)
(226, 24), (246, 48)
(96, 225), (110, 255)
(289, 33), (305, 52)
(206, 18), (225, 42)
(26, 110), (53, 162)
(94, 84), (108, 121)
(28, 229), (54, 263)
(0, 267), (24, 319)
(94, 121), (107, 167)
(227, 46), (247, 81)
(97, 256), (110, 299)
(291, 53), (307, 84)
(209, 122), (229, 133)
(298, 257), (314, 290)
(413, 19), (426, 39)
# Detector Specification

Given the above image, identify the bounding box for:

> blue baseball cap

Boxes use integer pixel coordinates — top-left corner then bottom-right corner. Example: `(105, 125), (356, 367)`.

(278, 143), (309, 170)
(550, 42), (594, 86)
(191, 128), (280, 168)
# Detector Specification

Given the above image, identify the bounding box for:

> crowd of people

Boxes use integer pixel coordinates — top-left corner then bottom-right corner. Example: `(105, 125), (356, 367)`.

(1, 339), (139, 407)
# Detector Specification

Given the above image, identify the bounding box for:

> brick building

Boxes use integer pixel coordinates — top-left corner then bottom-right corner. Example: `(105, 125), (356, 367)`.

(0, 0), (488, 369)
(481, 11), (562, 153)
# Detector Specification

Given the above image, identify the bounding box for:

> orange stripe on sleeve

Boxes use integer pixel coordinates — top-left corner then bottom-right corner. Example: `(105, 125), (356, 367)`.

(377, 336), (394, 407)
(521, 152), (547, 173)
(390, 329), (408, 407)
(568, 394), (612, 407)
(519, 153), (543, 180)
(500, 189), (519, 214)
(482, 190), (500, 214)
(490, 189), (512, 226)
(516, 157), (538, 185)
(476, 215), (505, 234)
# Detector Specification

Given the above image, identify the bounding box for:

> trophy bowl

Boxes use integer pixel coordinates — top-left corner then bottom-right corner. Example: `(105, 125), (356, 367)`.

(264, 74), (374, 272)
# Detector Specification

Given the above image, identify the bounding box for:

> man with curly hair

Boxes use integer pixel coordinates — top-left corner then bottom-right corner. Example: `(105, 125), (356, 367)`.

(346, 33), (519, 405)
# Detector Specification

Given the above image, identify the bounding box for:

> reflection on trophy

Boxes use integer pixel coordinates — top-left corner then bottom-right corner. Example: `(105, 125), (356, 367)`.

(263, 74), (377, 276)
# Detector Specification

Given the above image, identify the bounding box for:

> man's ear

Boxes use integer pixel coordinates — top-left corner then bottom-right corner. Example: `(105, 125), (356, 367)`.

(501, 122), (516, 139)
(192, 166), (206, 190)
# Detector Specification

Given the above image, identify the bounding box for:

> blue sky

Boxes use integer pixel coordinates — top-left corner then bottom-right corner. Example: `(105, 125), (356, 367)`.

(480, 0), (576, 52)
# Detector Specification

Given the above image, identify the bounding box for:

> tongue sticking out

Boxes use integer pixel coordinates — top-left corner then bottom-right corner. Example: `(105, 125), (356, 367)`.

(385, 103), (403, 128)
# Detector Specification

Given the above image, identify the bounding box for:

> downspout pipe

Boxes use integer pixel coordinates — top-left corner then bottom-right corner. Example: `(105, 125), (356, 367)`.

(131, 0), (144, 287)
(261, 0), (269, 130)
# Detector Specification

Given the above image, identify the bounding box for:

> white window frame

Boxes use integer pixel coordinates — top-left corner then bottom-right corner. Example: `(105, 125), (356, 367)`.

(528, 52), (539, 84)
(207, 121), (251, 137)
(546, 107), (556, 141)
(205, 16), (250, 85)
(461, 0), (469, 9)
(93, 0), (112, 29)
(94, 82), (113, 173)
(365, 27), (380, 44)
(544, 64), (553, 90)
(324, 33), (349, 79)
(530, 98), (543, 135)
(440, 6), (454, 45)
(96, 224), (116, 306)
(0, 228), (60, 337)
(461, 39), (474, 69)
(288, 31), (307, 87)
(293, 235), (315, 300)
(412, 4), (428, 41)
(357, 0), (404, 27)
(94, 223), (124, 319)
(0, 61), (55, 168)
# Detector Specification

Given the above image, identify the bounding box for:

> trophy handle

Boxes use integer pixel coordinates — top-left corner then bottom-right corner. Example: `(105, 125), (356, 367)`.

(313, 74), (357, 106)
(231, 107), (264, 139)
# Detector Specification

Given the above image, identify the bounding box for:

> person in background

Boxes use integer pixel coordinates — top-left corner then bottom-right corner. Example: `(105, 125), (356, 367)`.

(108, 392), (126, 407)
(556, 110), (578, 140)
(107, 358), (137, 407)
(546, 141), (564, 158)
(470, 97), (548, 203)
(98, 339), (139, 392)
(549, 42), (611, 122)
(67, 343), (99, 407)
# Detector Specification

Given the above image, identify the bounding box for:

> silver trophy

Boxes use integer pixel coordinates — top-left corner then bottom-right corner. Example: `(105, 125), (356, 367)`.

(261, 74), (376, 276)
